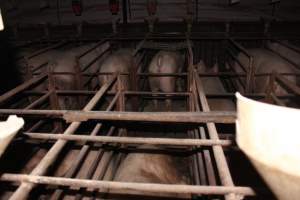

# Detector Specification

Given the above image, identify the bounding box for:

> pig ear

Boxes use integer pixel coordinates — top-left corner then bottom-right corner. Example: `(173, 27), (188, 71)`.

(211, 63), (219, 73)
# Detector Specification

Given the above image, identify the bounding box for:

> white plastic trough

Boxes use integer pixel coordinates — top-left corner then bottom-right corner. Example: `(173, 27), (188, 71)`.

(236, 92), (300, 200)
(0, 115), (24, 158)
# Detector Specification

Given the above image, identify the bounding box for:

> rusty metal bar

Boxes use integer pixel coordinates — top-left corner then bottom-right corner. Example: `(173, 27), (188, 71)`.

(50, 90), (119, 200)
(24, 91), (52, 110)
(22, 41), (67, 60)
(8, 75), (117, 200)
(193, 68), (237, 200)
(270, 93), (285, 106)
(228, 38), (251, 58)
(77, 38), (110, 59)
(23, 132), (233, 147)
(274, 39), (300, 54)
(33, 71), (300, 77)
(23, 90), (298, 98)
(0, 109), (235, 123)
(275, 73), (300, 95)
(63, 111), (235, 123)
(0, 72), (47, 105)
(0, 173), (256, 196)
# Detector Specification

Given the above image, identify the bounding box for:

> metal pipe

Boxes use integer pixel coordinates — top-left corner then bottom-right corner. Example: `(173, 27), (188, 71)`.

(194, 68), (237, 200)
(23, 132), (233, 147)
(0, 173), (256, 196)
(228, 38), (252, 58)
(0, 73), (47, 105)
(63, 111), (235, 123)
(275, 73), (300, 95)
(8, 75), (117, 200)
(0, 109), (235, 124)
(24, 91), (52, 110)
(50, 91), (119, 200)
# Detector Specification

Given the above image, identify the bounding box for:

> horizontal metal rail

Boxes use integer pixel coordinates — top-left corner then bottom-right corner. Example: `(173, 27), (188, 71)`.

(62, 111), (235, 123)
(22, 90), (297, 98)
(23, 132), (233, 146)
(0, 109), (235, 123)
(1, 174), (256, 196)
(8, 75), (117, 200)
(275, 73), (300, 95)
(0, 72), (48, 105)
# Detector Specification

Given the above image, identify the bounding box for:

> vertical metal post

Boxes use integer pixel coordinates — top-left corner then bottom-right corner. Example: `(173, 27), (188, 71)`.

(47, 66), (62, 132)
(246, 56), (254, 93)
(122, 0), (128, 24)
(74, 57), (85, 107)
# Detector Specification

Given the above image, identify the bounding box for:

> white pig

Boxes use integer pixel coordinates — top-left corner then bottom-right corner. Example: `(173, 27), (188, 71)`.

(148, 51), (183, 110)
(267, 41), (300, 68)
(108, 145), (190, 199)
(230, 48), (298, 95)
(98, 48), (133, 91)
(197, 61), (235, 111)
(45, 42), (110, 109)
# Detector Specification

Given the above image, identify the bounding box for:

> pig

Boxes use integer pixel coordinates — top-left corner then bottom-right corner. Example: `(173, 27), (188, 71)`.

(197, 61), (235, 111)
(29, 42), (109, 109)
(229, 48), (298, 96)
(267, 41), (300, 68)
(148, 51), (183, 111)
(16, 49), (52, 82)
(108, 145), (190, 199)
(98, 48), (133, 92)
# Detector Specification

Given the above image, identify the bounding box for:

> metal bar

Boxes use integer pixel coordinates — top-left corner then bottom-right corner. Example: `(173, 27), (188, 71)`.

(8, 75), (117, 200)
(23, 90), (298, 98)
(0, 109), (235, 124)
(271, 93), (285, 106)
(77, 38), (110, 59)
(24, 91), (52, 110)
(1, 173), (256, 196)
(193, 68), (236, 200)
(274, 39), (300, 54)
(0, 72), (47, 104)
(23, 132), (233, 147)
(228, 38), (252, 58)
(275, 73), (300, 95)
(26, 41), (67, 60)
(63, 111), (235, 123)
(33, 71), (300, 77)
(51, 90), (119, 200)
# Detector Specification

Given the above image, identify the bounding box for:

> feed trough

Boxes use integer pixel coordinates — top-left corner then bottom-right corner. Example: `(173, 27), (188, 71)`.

(236, 92), (300, 200)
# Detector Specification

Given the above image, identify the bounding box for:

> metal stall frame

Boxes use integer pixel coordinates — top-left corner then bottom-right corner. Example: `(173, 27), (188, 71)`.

(0, 34), (297, 200)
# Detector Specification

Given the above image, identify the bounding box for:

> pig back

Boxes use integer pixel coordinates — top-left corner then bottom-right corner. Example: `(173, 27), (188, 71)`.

(267, 42), (300, 67)
(235, 49), (298, 94)
(110, 145), (190, 198)
(99, 49), (133, 91)
(249, 49), (298, 94)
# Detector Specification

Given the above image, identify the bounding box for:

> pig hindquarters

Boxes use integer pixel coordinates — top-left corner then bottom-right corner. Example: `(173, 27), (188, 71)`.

(148, 51), (183, 110)
(108, 145), (190, 199)
(98, 48), (133, 92)
(198, 61), (235, 111)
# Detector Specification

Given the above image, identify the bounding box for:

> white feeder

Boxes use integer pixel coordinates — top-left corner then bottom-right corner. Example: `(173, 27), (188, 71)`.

(236, 92), (300, 200)
(0, 8), (4, 31)
(0, 115), (24, 158)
